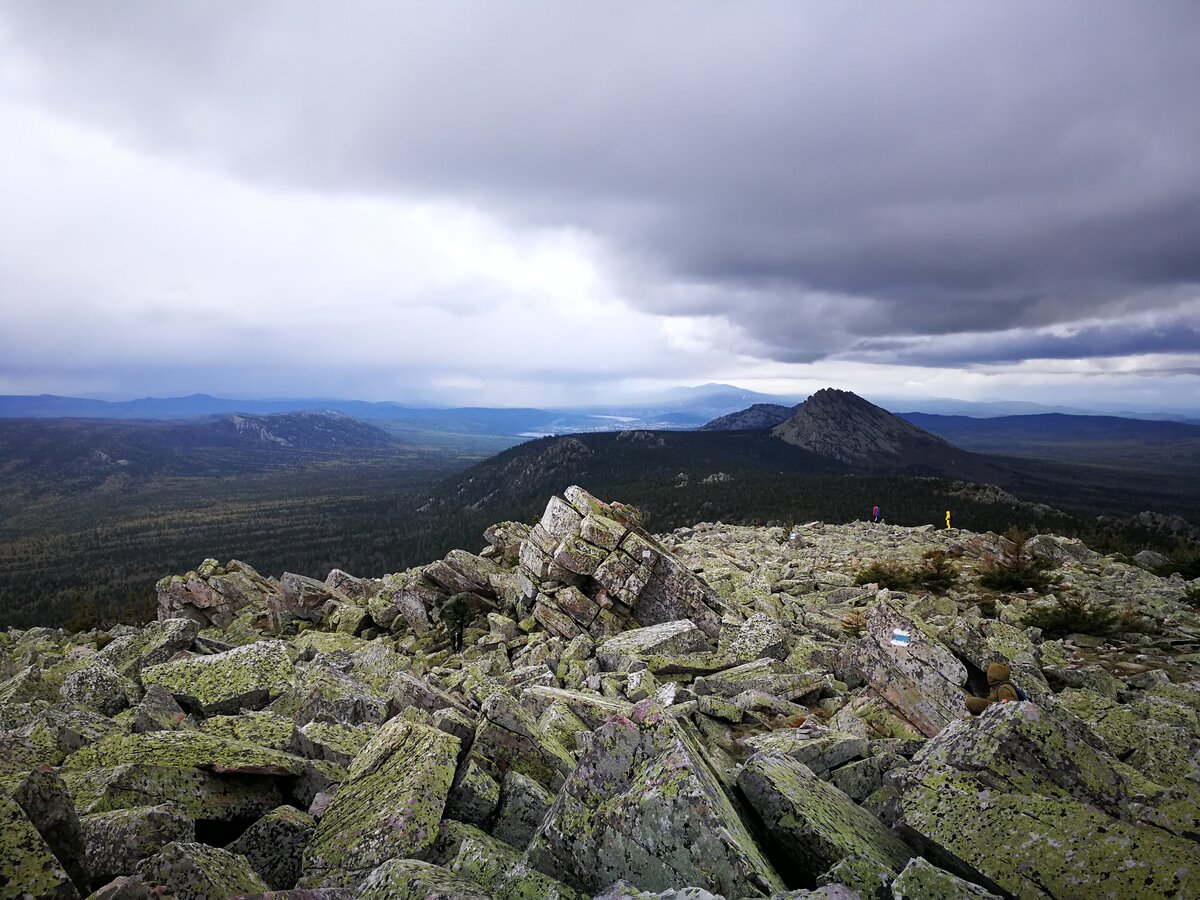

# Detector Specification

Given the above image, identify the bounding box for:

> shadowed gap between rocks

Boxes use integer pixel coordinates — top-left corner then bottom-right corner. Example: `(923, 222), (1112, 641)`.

(732, 781), (818, 891)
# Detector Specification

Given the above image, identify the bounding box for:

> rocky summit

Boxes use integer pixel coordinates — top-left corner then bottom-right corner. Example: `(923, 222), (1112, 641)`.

(2, 485), (1199, 899)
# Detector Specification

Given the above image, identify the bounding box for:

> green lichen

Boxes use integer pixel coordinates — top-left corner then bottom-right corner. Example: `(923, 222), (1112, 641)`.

(141, 640), (295, 714)
(199, 711), (296, 750)
(61, 729), (307, 775)
(301, 718), (460, 885)
(900, 770), (1200, 898)
(0, 789), (76, 898)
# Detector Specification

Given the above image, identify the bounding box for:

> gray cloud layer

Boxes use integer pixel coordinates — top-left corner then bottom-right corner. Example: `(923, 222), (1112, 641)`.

(3, 1), (1199, 393)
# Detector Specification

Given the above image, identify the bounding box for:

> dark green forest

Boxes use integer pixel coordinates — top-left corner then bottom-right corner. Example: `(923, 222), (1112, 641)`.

(2, 424), (1197, 629)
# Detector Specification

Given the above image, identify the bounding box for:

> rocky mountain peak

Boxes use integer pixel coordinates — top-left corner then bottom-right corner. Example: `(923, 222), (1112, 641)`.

(772, 388), (956, 466)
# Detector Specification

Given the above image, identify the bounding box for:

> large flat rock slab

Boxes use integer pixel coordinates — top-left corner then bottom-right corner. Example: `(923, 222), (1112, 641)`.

(737, 751), (911, 878)
(526, 701), (784, 898)
(849, 599), (967, 737)
(301, 718), (459, 887)
(141, 640), (295, 715)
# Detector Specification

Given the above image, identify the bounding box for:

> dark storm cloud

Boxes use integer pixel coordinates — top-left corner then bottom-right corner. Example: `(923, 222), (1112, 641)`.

(849, 314), (1200, 368)
(4, 0), (1200, 363)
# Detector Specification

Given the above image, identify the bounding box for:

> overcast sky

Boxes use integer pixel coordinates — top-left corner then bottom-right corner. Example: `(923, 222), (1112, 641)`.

(2, 2), (1198, 411)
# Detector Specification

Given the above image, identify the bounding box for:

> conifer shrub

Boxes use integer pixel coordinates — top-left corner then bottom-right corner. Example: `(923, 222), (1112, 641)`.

(854, 560), (913, 591)
(977, 537), (1060, 594)
(1023, 594), (1117, 637)
(854, 551), (957, 593)
(912, 549), (957, 592)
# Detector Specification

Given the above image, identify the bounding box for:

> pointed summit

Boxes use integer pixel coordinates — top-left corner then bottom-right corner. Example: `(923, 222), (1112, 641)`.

(772, 388), (959, 468)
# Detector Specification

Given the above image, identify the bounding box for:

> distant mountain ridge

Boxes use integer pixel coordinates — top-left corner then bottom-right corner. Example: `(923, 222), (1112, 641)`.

(698, 403), (797, 431)
(0, 412), (397, 481)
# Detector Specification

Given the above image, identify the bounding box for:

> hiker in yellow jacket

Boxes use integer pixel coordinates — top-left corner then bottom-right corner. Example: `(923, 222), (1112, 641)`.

(965, 662), (1020, 714)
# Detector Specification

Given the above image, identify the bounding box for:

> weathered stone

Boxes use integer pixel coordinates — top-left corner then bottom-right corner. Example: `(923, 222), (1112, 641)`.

(0, 665), (60, 705)
(355, 858), (490, 899)
(135, 840), (268, 898)
(849, 600), (967, 737)
(60, 660), (140, 716)
(697, 659), (824, 702)
(301, 718), (459, 887)
(272, 572), (345, 630)
(890, 857), (1003, 899)
(724, 613), (790, 662)
(290, 721), (376, 768)
(226, 805), (316, 890)
(387, 671), (466, 716)
(64, 764), (284, 822)
(451, 830), (584, 899)
(491, 770), (555, 850)
(81, 803), (195, 883)
(269, 663), (389, 726)
(743, 730), (867, 776)
(200, 710), (296, 751)
(896, 703), (1200, 898)
(596, 621), (711, 672)
(141, 640), (295, 716)
(817, 856), (895, 900)
(84, 875), (159, 899)
(444, 758), (501, 828)
(7, 766), (89, 893)
(522, 686), (633, 730)
(126, 684), (188, 734)
(471, 690), (575, 792)
(738, 752), (911, 877)
(63, 729), (307, 779)
(156, 560), (276, 629)
(0, 788), (77, 900)
(526, 701), (785, 897)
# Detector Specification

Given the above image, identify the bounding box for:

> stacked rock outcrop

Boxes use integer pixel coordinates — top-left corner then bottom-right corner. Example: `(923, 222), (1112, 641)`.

(2, 486), (1198, 898)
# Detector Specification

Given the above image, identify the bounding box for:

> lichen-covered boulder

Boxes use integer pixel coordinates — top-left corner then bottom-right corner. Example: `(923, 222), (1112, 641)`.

(135, 840), (267, 898)
(59, 660), (141, 716)
(156, 559), (277, 629)
(225, 804), (315, 890)
(909, 701), (1159, 822)
(355, 858), (489, 900)
(0, 665), (61, 705)
(444, 758), (501, 828)
(269, 663), (389, 726)
(471, 689), (575, 793)
(596, 621), (711, 672)
(300, 718), (459, 887)
(81, 802), (195, 883)
(62, 729), (307, 778)
(6, 766), (89, 893)
(199, 710), (297, 751)
(742, 730), (867, 776)
(895, 704), (1200, 898)
(526, 701), (784, 897)
(289, 721), (377, 768)
(63, 763), (284, 822)
(0, 788), (77, 900)
(890, 857), (1002, 899)
(96, 618), (200, 677)
(737, 752), (911, 877)
(450, 830), (584, 899)
(695, 658), (823, 702)
(141, 640), (294, 715)
(269, 572), (347, 632)
(125, 684), (187, 734)
(1, 704), (123, 775)
(848, 599), (968, 737)
(491, 770), (555, 850)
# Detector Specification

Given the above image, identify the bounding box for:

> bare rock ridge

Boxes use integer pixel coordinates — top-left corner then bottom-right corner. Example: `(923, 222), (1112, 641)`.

(771, 388), (961, 467)
(3, 485), (1199, 898)
(699, 403), (798, 431)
